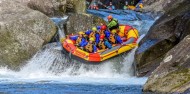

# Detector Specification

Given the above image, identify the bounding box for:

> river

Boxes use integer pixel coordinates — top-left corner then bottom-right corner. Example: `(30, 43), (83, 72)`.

(0, 9), (158, 94)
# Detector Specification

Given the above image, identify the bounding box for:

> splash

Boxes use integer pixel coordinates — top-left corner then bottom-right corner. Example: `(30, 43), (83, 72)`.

(0, 10), (157, 85)
(0, 35), (147, 85)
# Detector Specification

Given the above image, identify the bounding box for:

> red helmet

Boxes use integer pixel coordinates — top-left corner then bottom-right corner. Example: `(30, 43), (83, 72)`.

(100, 35), (105, 39)
(107, 15), (113, 20)
(101, 25), (107, 30)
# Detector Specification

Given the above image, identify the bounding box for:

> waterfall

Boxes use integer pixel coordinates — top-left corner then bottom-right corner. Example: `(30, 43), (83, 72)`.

(51, 17), (68, 39)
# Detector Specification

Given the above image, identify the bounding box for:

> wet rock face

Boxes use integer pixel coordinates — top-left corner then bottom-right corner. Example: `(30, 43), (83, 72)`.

(134, 0), (190, 93)
(143, 0), (186, 13)
(143, 35), (190, 93)
(0, 0), (56, 70)
(135, 0), (190, 77)
(66, 13), (106, 34)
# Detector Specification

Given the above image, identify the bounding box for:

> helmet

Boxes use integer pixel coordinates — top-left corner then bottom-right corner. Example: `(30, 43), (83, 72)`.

(111, 29), (117, 34)
(101, 25), (107, 30)
(92, 27), (97, 31)
(78, 31), (84, 35)
(107, 15), (113, 20)
(97, 26), (101, 30)
(109, 2), (112, 5)
(100, 35), (105, 39)
(89, 37), (95, 41)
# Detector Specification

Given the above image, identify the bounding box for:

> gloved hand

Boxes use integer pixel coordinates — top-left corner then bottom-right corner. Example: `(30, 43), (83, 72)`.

(121, 43), (125, 46)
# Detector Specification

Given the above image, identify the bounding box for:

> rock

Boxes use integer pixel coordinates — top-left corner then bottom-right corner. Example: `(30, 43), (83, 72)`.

(65, 13), (106, 34)
(15, 0), (86, 16)
(143, 0), (186, 13)
(26, 0), (67, 17)
(143, 35), (190, 93)
(0, 0), (56, 70)
(135, 0), (190, 77)
(66, 0), (86, 13)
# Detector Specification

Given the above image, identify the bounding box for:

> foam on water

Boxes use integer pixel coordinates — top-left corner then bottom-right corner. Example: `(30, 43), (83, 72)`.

(0, 34), (147, 85)
(0, 10), (157, 85)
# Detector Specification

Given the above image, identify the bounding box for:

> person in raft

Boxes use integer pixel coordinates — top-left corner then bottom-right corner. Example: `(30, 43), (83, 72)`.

(85, 27), (100, 45)
(84, 37), (97, 53)
(99, 25), (111, 40)
(107, 15), (119, 31)
(98, 35), (112, 50)
(108, 29), (122, 44)
(70, 31), (87, 48)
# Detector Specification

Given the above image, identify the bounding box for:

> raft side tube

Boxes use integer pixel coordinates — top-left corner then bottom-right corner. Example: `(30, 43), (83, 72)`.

(100, 42), (137, 61)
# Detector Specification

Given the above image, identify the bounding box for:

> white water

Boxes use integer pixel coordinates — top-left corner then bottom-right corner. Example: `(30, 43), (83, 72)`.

(51, 17), (68, 39)
(0, 13), (157, 85)
(0, 34), (147, 85)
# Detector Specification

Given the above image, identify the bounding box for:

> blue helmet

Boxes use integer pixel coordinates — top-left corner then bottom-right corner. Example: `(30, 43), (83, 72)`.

(96, 26), (101, 30)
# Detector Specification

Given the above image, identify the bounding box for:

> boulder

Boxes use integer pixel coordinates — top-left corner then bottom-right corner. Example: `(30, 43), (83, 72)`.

(135, 0), (190, 77)
(143, 0), (186, 13)
(15, 0), (86, 16)
(0, 0), (56, 70)
(26, 0), (67, 17)
(66, 0), (86, 13)
(143, 35), (190, 93)
(65, 13), (106, 34)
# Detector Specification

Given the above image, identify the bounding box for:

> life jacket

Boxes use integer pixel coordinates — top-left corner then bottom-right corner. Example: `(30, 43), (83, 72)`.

(85, 43), (93, 53)
(109, 34), (116, 44)
(113, 19), (119, 28)
(89, 31), (96, 40)
(98, 41), (106, 50)
(76, 37), (82, 45)
(99, 30), (105, 37)
(128, 5), (136, 10)
(139, 3), (143, 8)
(113, 18), (118, 23)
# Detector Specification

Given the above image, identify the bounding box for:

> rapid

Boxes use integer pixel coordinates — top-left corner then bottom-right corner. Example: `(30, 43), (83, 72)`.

(0, 9), (159, 94)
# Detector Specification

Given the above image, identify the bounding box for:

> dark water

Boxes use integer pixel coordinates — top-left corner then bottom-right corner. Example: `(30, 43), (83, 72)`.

(0, 83), (142, 94)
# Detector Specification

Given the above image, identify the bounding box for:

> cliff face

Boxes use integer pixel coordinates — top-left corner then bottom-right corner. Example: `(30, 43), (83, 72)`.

(135, 0), (190, 93)
(143, 0), (186, 13)
(143, 35), (190, 93)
